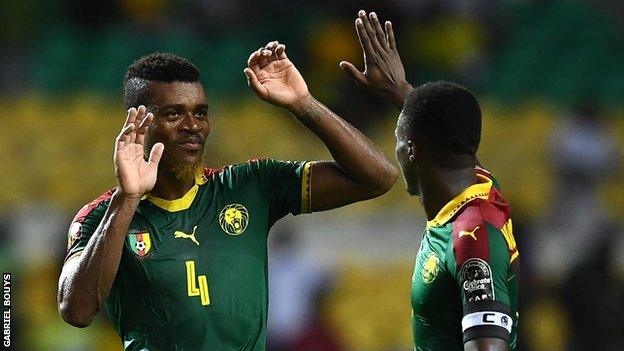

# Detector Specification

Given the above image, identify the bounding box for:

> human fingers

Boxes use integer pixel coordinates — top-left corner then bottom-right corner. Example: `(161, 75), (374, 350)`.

(355, 17), (374, 58)
(275, 44), (287, 59)
(264, 40), (279, 50)
(121, 107), (137, 131)
(129, 105), (147, 144)
(369, 12), (388, 49)
(358, 10), (385, 53)
(258, 47), (270, 68)
(117, 108), (138, 146)
(265, 41), (279, 63)
(135, 112), (153, 146)
(339, 61), (368, 87)
(147, 142), (164, 168)
(385, 21), (397, 51)
(243, 68), (269, 100)
(247, 48), (262, 69)
(116, 123), (136, 149)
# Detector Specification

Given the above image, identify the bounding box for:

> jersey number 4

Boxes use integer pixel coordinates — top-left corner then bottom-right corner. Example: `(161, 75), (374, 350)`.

(186, 260), (211, 306)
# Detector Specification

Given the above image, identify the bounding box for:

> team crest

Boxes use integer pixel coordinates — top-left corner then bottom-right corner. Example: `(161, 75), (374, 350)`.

(421, 252), (440, 284)
(219, 204), (249, 236)
(128, 232), (152, 257)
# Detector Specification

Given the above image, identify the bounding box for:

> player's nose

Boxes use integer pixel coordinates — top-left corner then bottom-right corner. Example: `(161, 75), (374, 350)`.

(179, 113), (201, 132)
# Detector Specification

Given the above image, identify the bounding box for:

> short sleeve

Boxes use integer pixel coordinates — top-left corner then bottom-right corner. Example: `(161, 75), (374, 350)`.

(64, 190), (114, 262)
(447, 205), (514, 344)
(249, 159), (312, 225)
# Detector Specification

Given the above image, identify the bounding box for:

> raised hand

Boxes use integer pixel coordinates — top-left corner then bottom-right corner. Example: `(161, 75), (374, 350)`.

(340, 10), (413, 110)
(114, 106), (164, 199)
(244, 41), (311, 110)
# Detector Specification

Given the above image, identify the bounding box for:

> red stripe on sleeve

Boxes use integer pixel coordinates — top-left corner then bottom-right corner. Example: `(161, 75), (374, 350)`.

(452, 203), (490, 268)
(202, 167), (224, 178)
(486, 187), (510, 222)
(479, 201), (506, 229)
(72, 189), (115, 224)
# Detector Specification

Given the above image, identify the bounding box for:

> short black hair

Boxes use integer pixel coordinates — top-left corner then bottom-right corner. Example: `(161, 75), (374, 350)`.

(401, 81), (481, 154)
(123, 52), (200, 109)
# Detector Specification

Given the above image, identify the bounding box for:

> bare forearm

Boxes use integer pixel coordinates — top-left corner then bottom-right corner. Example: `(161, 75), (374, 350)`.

(59, 191), (139, 326)
(289, 95), (397, 191)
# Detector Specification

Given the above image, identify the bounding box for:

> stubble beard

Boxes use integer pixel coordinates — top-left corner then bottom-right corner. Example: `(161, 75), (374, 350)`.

(145, 143), (204, 182)
(171, 158), (202, 182)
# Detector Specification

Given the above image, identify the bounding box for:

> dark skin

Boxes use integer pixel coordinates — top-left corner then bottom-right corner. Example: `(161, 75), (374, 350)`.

(341, 10), (508, 351)
(58, 42), (398, 328)
(144, 81), (210, 200)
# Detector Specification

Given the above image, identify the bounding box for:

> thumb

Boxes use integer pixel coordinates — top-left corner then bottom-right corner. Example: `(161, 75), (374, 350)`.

(148, 142), (164, 167)
(339, 61), (367, 87)
(244, 68), (269, 100)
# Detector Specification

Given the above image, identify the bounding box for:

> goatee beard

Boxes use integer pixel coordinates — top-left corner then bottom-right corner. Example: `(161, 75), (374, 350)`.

(171, 160), (202, 182)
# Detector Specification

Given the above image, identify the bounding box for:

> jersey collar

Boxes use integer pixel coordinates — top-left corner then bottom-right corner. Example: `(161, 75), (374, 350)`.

(426, 174), (492, 228)
(143, 168), (209, 212)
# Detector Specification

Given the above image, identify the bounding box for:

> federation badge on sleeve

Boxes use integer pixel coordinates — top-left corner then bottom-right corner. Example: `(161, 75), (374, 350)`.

(460, 258), (494, 302)
(129, 231), (152, 257)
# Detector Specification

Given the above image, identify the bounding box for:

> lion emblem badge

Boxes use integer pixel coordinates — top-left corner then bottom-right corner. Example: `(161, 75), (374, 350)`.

(219, 204), (249, 236)
(421, 252), (440, 284)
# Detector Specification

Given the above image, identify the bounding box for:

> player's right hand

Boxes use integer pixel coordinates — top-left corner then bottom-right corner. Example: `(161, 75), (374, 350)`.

(114, 106), (164, 199)
(340, 10), (413, 110)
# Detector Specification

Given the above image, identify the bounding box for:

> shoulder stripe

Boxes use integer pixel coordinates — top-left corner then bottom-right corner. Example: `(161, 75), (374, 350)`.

(452, 205), (490, 267)
(300, 162), (313, 213)
(202, 167), (224, 179)
(72, 189), (115, 224)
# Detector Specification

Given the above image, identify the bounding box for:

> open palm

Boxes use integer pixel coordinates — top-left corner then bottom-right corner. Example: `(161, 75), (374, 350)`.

(114, 106), (164, 198)
(244, 42), (310, 108)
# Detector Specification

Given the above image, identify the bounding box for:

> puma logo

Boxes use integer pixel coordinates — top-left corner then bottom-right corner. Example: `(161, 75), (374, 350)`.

(459, 226), (480, 241)
(174, 226), (200, 246)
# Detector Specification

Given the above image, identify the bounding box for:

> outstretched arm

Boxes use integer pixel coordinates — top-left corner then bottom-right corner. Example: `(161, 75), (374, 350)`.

(340, 10), (414, 110)
(244, 42), (397, 211)
(342, 10), (483, 168)
(58, 107), (163, 327)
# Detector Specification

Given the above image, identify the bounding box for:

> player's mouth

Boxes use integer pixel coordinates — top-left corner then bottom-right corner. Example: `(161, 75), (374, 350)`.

(178, 135), (204, 151)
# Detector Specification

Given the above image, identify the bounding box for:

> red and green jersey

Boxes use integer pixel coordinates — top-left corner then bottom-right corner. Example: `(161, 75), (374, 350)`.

(411, 167), (519, 350)
(64, 159), (313, 351)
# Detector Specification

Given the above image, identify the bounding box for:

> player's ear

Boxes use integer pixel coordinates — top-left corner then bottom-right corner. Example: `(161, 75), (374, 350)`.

(407, 139), (418, 163)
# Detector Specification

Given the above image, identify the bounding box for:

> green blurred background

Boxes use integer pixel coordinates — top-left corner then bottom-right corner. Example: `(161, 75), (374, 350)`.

(1, 0), (624, 350)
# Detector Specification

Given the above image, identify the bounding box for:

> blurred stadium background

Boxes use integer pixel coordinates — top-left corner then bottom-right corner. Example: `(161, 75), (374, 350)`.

(1, 0), (624, 350)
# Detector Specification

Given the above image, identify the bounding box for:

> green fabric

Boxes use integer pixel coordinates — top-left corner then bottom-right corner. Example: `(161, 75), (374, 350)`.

(410, 174), (518, 350)
(66, 159), (309, 350)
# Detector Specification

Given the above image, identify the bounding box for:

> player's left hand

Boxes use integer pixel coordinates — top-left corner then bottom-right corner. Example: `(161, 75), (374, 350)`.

(244, 41), (311, 110)
(340, 10), (413, 110)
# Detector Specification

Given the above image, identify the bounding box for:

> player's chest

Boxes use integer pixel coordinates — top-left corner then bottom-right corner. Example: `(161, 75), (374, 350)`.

(125, 195), (269, 262)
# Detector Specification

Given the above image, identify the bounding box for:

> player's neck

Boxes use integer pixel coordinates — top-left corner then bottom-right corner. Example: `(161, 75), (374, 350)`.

(150, 171), (196, 200)
(419, 166), (477, 221)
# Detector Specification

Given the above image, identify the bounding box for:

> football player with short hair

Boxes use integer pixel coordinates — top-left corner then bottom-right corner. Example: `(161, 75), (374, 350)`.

(58, 43), (398, 350)
(341, 10), (519, 351)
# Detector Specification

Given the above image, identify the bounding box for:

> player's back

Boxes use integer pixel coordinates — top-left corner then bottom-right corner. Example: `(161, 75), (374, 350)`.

(411, 167), (519, 350)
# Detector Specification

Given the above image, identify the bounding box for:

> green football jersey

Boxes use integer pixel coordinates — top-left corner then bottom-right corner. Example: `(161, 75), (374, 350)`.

(64, 159), (313, 351)
(411, 167), (519, 350)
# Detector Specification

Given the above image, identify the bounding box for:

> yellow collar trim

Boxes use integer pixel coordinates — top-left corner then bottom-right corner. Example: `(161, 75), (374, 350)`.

(426, 174), (492, 228)
(143, 169), (208, 212)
